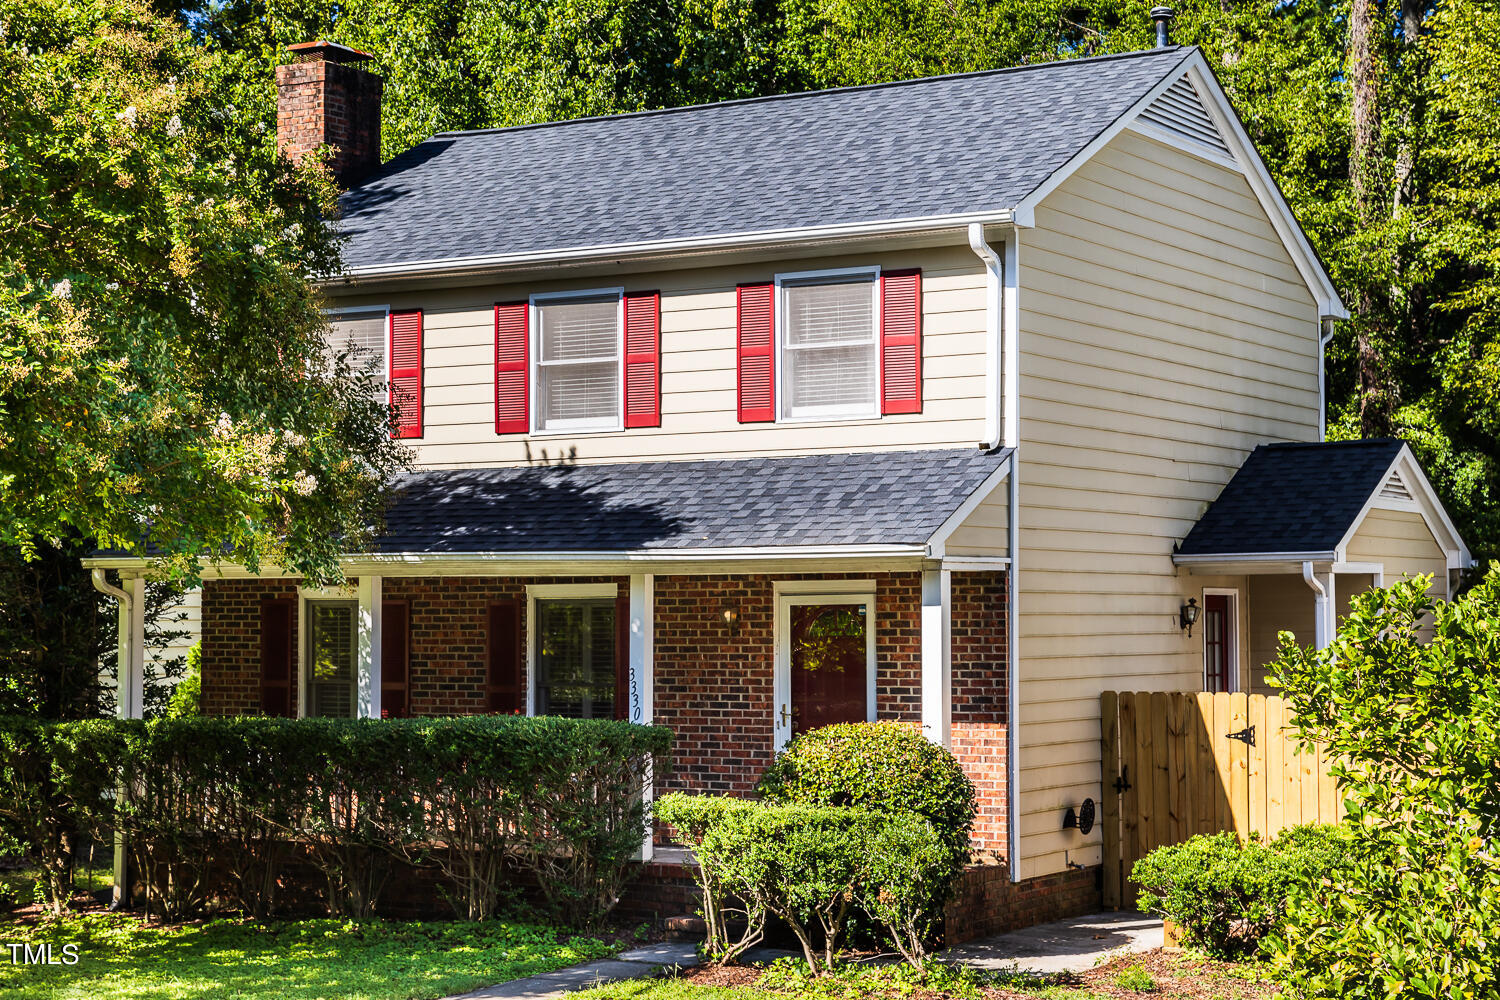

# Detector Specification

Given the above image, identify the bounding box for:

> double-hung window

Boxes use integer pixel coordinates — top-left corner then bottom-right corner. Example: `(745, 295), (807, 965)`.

(534, 291), (623, 432)
(324, 308), (389, 402)
(777, 269), (880, 421)
(305, 600), (357, 718)
(533, 598), (618, 719)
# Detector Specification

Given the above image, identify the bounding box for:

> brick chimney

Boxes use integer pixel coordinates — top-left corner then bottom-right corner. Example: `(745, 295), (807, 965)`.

(276, 40), (383, 188)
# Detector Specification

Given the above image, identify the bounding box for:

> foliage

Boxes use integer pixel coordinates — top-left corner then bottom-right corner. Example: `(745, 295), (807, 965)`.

(1132, 826), (1350, 960)
(1112, 964), (1156, 992)
(0, 536), (189, 719)
(757, 721), (977, 872)
(0, 715), (669, 926)
(0, 0), (409, 583)
(0, 913), (614, 1000)
(658, 793), (960, 973)
(163, 643), (200, 718)
(1266, 571), (1500, 998)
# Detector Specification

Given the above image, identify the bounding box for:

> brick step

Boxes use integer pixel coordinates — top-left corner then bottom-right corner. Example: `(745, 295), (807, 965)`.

(664, 913), (707, 942)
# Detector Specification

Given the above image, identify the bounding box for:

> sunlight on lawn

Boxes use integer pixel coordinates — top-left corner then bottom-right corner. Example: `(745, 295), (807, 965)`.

(0, 914), (615, 1000)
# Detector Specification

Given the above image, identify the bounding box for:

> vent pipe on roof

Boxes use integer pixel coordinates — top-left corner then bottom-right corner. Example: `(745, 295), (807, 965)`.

(1151, 6), (1176, 48)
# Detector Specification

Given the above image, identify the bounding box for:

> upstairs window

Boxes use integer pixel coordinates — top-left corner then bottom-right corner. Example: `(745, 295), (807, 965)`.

(778, 270), (879, 421)
(535, 292), (621, 432)
(325, 308), (388, 400)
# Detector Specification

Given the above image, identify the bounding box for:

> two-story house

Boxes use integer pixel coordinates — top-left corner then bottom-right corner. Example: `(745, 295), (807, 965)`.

(85, 29), (1470, 935)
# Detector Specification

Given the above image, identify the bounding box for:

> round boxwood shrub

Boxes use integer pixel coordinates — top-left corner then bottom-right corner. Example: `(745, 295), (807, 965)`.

(756, 721), (977, 864)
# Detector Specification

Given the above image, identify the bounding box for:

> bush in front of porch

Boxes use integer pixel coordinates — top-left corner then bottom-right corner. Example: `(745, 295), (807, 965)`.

(0, 715), (670, 929)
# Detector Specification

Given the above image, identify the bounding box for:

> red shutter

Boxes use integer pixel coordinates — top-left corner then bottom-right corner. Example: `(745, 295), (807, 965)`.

(880, 269), (922, 415)
(485, 599), (523, 714)
(614, 594), (630, 721)
(736, 283), (775, 423)
(389, 309), (424, 438)
(381, 599), (410, 718)
(259, 598), (295, 717)
(623, 291), (661, 428)
(494, 302), (529, 434)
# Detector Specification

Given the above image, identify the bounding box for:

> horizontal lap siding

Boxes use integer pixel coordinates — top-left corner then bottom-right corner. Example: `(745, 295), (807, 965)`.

(1016, 130), (1320, 879)
(1346, 508), (1449, 592)
(327, 246), (989, 467)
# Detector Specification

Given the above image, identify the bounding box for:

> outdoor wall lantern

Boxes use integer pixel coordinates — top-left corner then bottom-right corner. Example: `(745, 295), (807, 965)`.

(1179, 597), (1200, 636)
(721, 603), (740, 633)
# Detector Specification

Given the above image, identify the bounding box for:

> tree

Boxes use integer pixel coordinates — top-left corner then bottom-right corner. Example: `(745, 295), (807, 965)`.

(0, 0), (409, 584)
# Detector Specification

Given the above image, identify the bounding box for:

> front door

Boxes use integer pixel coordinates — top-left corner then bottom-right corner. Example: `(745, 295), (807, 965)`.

(1203, 593), (1232, 693)
(774, 590), (876, 748)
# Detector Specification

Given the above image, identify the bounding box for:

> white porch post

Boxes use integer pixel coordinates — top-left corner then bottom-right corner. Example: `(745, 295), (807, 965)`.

(628, 574), (655, 860)
(118, 575), (146, 721)
(357, 576), (383, 719)
(921, 568), (952, 746)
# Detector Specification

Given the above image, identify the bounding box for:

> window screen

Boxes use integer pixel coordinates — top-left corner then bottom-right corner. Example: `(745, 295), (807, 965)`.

(534, 599), (616, 719)
(781, 279), (877, 419)
(537, 297), (620, 430)
(307, 601), (357, 718)
(325, 311), (387, 399)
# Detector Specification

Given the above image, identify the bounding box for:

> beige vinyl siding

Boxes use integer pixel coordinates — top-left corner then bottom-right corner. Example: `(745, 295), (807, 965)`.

(153, 587), (201, 672)
(944, 487), (1009, 558)
(1015, 129), (1322, 878)
(1245, 575), (1315, 693)
(327, 246), (990, 467)
(1346, 508), (1449, 595)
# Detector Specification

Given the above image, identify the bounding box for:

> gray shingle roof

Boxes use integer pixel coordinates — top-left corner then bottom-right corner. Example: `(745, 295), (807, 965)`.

(1175, 440), (1407, 557)
(371, 448), (1011, 553)
(338, 48), (1194, 271)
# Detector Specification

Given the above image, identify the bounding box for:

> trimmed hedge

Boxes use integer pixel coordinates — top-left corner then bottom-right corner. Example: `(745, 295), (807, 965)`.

(657, 793), (959, 973)
(0, 715), (670, 927)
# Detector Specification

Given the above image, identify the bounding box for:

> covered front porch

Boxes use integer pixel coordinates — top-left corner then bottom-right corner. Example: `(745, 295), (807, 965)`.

(1174, 439), (1471, 692)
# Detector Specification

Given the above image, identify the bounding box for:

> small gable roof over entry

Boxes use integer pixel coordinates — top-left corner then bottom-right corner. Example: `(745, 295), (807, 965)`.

(1174, 439), (1469, 567)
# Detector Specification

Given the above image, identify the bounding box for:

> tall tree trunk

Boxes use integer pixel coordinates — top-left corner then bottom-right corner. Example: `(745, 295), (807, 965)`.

(1349, 0), (1390, 435)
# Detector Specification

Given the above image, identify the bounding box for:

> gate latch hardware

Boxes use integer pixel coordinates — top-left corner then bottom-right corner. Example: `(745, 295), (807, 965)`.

(1112, 766), (1131, 794)
(1226, 725), (1256, 747)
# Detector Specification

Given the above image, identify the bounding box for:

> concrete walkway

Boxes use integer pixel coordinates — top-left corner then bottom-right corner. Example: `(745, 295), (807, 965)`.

(941, 911), (1163, 975)
(444, 942), (704, 999)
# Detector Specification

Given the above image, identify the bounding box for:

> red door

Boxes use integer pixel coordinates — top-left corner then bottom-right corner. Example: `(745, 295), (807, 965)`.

(1203, 594), (1231, 693)
(789, 603), (868, 736)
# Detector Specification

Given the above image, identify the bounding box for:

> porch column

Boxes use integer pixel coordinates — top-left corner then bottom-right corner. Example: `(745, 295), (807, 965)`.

(356, 576), (383, 719)
(117, 575), (146, 721)
(628, 574), (654, 860)
(921, 568), (952, 746)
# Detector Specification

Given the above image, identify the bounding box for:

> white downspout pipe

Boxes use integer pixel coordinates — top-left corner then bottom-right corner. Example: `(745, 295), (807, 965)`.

(1302, 561), (1331, 649)
(1318, 319), (1335, 442)
(969, 221), (1024, 883)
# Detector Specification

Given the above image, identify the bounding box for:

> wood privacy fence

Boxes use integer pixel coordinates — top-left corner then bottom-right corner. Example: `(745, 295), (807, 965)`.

(1099, 691), (1343, 909)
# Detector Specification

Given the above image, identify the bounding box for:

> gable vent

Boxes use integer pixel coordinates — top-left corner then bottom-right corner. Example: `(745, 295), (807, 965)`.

(1139, 75), (1232, 158)
(1380, 471), (1413, 502)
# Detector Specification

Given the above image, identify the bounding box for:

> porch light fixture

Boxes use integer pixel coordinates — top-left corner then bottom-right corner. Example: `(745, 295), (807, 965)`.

(1179, 598), (1200, 636)
(721, 603), (740, 633)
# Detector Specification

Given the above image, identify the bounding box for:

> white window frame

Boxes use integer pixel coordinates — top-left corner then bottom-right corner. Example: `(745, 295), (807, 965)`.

(1202, 587), (1241, 694)
(299, 589), (360, 719)
(524, 582), (620, 716)
(529, 287), (626, 435)
(322, 305), (391, 405)
(774, 266), (882, 423)
(771, 580), (878, 751)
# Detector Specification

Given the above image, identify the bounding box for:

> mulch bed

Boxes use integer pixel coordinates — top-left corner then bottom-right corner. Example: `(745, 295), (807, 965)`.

(679, 949), (1274, 1000)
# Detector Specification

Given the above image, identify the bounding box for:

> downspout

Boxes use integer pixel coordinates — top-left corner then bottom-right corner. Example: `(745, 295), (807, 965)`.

(1301, 561), (1330, 649)
(1318, 319), (1336, 442)
(969, 221), (1024, 883)
(90, 568), (133, 910)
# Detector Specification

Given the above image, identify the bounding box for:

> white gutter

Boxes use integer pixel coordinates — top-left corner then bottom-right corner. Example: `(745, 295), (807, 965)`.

(1302, 561), (1330, 649)
(967, 223), (1004, 450)
(91, 567), (131, 611)
(1175, 550), (1337, 566)
(335, 210), (1017, 285)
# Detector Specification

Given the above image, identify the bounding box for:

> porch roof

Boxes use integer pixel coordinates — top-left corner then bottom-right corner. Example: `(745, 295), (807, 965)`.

(1174, 439), (1407, 560)
(374, 447), (1012, 554)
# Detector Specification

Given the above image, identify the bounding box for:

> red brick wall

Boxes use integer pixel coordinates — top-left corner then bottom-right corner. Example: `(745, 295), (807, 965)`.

(950, 572), (1009, 850)
(383, 576), (626, 716)
(944, 862), (1101, 943)
(651, 572), (925, 799)
(200, 578), (303, 716)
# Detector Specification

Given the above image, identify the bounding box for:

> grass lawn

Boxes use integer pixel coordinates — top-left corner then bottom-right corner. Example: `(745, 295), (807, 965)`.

(0, 913), (620, 1000)
(576, 949), (1273, 1000)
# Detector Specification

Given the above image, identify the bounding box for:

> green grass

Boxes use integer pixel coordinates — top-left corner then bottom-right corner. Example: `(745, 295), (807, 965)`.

(0, 913), (616, 1000)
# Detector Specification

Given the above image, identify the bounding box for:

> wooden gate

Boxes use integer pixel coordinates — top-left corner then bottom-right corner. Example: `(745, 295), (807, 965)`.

(1099, 691), (1343, 908)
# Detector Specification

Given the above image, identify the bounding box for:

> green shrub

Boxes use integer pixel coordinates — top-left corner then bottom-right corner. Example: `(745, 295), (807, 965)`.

(757, 722), (977, 871)
(1114, 964), (1157, 992)
(1132, 825), (1350, 959)
(852, 811), (952, 970)
(655, 793), (763, 962)
(1266, 571), (1500, 998)
(164, 643), (201, 718)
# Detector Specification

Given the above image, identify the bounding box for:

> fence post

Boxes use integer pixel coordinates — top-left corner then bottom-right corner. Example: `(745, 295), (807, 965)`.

(1100, 691), (1121, 909)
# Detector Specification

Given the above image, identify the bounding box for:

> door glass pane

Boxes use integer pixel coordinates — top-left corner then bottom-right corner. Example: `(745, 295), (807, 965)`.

(535, 599), (616, 719)
(308, 602), (356, 718)
(789, 602), (868, 735)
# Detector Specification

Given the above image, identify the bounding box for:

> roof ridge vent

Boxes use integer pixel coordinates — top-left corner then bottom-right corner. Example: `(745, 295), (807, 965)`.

(1138, 74), (1232, 158)
(1379, 470), (1413, 502)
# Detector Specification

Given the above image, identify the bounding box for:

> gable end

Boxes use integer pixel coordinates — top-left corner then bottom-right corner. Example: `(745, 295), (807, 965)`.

(1137, 75), (1231, 158)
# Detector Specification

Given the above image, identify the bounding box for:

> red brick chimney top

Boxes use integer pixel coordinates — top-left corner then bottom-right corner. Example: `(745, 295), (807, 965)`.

(286, 40), (375, 64)
(276, 40), (383, 188)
